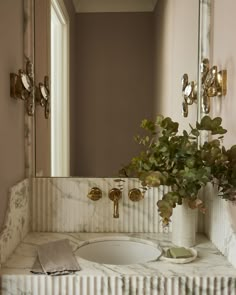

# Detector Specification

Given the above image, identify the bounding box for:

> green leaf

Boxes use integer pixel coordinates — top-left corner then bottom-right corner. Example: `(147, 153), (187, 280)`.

(191, 129), (200, 137)
(120, 114), (236, 224)
(200, 116), (212, 129)
(212, 117), (222, 127)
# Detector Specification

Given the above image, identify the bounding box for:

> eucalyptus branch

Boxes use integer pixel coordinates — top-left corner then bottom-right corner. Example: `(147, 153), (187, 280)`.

(120, 115), (236, 226)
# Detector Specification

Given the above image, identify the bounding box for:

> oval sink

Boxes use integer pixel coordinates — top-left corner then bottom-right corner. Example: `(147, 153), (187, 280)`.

(76, 237), (162, 265)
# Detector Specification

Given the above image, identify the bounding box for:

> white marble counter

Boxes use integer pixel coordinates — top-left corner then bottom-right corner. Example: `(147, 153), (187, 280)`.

(1, 232), (236, 294)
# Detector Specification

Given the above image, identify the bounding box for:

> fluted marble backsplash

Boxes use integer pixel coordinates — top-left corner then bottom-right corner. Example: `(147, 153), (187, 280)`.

(31, 177), (236, 269)
(32, 178), (171, 233)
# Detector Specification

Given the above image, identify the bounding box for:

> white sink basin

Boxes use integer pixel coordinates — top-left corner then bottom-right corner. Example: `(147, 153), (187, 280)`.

(76, 237), (162, 265)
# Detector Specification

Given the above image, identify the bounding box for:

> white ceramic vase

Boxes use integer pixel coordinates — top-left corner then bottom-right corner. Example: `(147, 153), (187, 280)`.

(172, 200), (197, 247)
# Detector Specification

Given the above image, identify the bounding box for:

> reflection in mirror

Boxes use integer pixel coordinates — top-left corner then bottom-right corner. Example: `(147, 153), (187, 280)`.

(21, 73), (32, 91)
(40, 84), (49, 101)
(35, 76), (50, 119)
(35, 0), (199, 177)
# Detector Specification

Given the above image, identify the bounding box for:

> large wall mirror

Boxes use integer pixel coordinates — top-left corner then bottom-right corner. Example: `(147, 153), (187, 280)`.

(34, 0), (201, 178)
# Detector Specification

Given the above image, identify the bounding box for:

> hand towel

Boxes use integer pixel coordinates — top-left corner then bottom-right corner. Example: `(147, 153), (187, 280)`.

(31, 239), (80, 275)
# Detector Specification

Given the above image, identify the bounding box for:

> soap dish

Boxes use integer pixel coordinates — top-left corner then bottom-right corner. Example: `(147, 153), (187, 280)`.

(161, 248), (197, 264)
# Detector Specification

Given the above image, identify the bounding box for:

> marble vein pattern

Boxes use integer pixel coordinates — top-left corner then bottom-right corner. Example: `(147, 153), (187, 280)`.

(32, 178), (171, 233)
(0, 233), (236, 294)
(199, 0), (211, 60)
(0, 179), (30, 266)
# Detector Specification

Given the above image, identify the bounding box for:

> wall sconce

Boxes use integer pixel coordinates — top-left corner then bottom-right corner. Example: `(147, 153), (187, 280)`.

(10, 60), (50, 119)
(181, 73), (197, 117)
(201, 58), (227, 114)
(10, 59), (34, 116)
(181, 59), (227, 117)
(35, 76), (50, 119)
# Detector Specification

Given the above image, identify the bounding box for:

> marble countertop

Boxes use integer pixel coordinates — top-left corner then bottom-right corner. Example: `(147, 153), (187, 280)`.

(1, 232), (236, 277)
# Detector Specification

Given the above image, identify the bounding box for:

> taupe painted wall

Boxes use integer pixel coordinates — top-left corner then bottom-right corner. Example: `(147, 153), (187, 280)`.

(75, 12), (154, 176)
(0, 1), (25, 230)
(153, 0), (199, 130)
(211, 0), (236, 148)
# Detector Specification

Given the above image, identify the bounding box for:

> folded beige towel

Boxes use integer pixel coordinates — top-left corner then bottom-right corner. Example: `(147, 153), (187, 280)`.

(31, 239), (80, 275)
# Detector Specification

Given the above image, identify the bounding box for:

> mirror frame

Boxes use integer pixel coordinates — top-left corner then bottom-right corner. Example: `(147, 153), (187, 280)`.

(23, 0), (211, 178)
(24, 0), (35, 178)
(198, 0), (211, 123)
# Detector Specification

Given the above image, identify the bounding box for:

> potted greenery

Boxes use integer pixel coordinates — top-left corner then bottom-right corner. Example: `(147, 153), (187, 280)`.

(120, 115), (236, 246)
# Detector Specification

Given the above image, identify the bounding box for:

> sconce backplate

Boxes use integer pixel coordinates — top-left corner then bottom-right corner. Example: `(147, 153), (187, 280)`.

(217, 70), (227, 96)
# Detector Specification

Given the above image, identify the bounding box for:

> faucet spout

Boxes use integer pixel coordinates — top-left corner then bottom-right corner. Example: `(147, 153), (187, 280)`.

(108, 188), (122, 218)
(113, 197), (119, 218)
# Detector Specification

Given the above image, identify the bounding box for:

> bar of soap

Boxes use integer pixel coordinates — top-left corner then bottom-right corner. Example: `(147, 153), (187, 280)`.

(169, 247), (193, 259)
(166, 249), (172, 258)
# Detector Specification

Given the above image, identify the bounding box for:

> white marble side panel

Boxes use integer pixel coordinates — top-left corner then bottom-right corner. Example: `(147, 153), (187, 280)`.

(32, 178), (170, 233)
(0, 179), (30, 265)
(204, 184), (236, 269)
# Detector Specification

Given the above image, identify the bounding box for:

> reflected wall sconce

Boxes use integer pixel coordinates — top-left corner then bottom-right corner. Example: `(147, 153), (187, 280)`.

(181, 73), (197, 117)
(10, 59), (34, 116)
(10, 59), (50, 119)
(35, 76), (50, 119)
(181, 59), (227, 117)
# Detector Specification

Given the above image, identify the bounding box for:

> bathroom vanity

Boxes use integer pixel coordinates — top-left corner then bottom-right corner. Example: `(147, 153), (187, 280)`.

(1, 0), (236, 294)
(1, 232), (236, 294)
(0, 178), (236, 294)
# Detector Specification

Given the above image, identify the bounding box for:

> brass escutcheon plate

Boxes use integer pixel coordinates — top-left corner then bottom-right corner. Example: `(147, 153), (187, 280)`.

(129, 188), (144, 202)
(87, 187), (102, 201)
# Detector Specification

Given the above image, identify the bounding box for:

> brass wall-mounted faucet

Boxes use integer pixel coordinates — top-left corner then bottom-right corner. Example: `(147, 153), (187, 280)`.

(128, 188), (144, 202)
(108, 188), (122, 218)
(87, 187), (102, 201)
